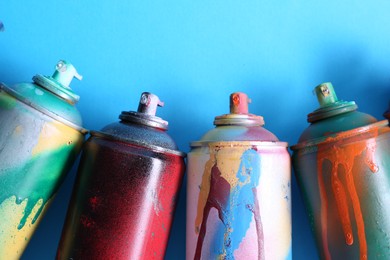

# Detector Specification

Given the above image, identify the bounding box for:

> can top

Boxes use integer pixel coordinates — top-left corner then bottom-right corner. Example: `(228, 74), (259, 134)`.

(92, 92), (185, 157)
(191, 92), (284, 147)
(33, 60), (82, 104)
(292, 82), (377, 148)
(0, 60), (85, 131)
(213, 92), (265, 126)
(307, 82), (358, 123)
(119, 92), (168, 130)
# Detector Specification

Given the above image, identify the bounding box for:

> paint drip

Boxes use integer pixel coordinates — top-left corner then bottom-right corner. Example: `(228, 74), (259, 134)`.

(317, 129), (378, 260)
(194, 148), (264, 259)
(0, 145), (78, 229)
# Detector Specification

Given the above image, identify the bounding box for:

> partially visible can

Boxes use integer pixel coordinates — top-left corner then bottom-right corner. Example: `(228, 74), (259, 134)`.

(57, 92), (186, 259)
(291, 82), (390, 259)
(0, 60), (85, 259)
(383, 101), (390, 120)
(186, 92), (292, 260)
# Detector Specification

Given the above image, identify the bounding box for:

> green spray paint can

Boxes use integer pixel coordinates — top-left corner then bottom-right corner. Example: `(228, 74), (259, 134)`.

(0, 60), (86, 259)
(291, 82), (390, 259)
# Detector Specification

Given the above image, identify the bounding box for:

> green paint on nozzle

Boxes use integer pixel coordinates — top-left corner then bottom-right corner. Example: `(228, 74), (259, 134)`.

(32, 60), (82, 104)
(314, 82), (338, 107)
(52, 60), (82, 89)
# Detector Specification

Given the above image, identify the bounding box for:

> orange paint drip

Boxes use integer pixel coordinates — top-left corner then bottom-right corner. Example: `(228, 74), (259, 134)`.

(344, 165), (367, 260)
(364, 140), (379, 173)
(331, 173), (353, 245)
(317, 129), (378, 259)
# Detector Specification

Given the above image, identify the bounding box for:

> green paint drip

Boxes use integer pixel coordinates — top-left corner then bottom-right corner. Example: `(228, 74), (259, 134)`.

(0, 143), (80, 230)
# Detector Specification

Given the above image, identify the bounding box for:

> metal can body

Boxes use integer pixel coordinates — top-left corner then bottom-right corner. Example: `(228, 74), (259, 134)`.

(187, 142), (291, 259)
(57, 134), (185, 259)
(292, 121), (390, 259)
(187, 92), (291, 260)
(57, 92), (185, 259)
(0, 62), (84, 259)
(292, 83), (390, 259)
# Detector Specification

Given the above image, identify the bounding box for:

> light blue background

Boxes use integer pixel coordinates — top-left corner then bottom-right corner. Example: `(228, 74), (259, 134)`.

(1, 1), (390, 259)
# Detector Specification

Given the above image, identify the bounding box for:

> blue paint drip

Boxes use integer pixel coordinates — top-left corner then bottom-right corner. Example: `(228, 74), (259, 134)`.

(214, 149), (262, 259)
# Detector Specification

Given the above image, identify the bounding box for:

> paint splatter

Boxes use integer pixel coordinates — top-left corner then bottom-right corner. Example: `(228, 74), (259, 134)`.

(89, 196), (100, 212)
(194, 148), (264, 259)
(56, 137), (185, 259)
(1, 145), (79, 229)
(317, 130), (378, 259)
(229, 149), (264, 260)
(0, 97), (82, 229)
(194, 161), (230, 259)
(0, 95), (84, 259)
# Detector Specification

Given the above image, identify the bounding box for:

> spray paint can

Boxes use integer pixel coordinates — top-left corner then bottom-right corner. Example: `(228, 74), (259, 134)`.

(186, 92), (292, 260)
(291, 82), (390, 259)
(57, 92), (186, 259)
(383, 102), (390, 121)
(0, 60), (85, 259)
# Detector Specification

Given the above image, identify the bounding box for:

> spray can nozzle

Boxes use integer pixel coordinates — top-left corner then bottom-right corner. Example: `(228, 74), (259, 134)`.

(138, 92), (164, 116)
(32, 60), (82, 104)
(230, 92), (252, 114)
(308, 82), (357, 123)
(119, 92), (168, 130)
(52, 60), (82, 89)
(314, 82), (339, 107)
(214, 92), (264, 126)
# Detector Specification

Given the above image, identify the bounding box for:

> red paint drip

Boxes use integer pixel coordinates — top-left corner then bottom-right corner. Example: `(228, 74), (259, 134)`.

(251, 188), (265, 260)
(317, 130), (378, 259)
(194, 163), (230, 260)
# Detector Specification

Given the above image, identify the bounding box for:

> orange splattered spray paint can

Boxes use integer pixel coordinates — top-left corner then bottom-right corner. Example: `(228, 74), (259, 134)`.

(291, 83), (390, 259)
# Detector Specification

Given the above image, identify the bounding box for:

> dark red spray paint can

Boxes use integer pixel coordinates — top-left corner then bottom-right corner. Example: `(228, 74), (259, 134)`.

(56, 92), (186, 259)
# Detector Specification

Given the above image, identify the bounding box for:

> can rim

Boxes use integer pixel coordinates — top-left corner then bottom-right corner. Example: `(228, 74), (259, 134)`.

(33, 74), (80, 104)
(0, 83), (88, 134)
(290, 120), (390, 150)
(91, 130), (186, 157)
(190, 140), (288, 148)
(119, 111), (168, 130)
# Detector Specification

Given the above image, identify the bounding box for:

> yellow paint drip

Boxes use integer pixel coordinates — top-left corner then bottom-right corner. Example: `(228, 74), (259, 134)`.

(32, 120), (81, 156)
(214, 146), (247, 189)
(0, 196), (51, 259)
